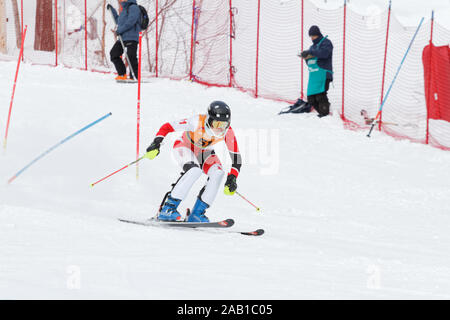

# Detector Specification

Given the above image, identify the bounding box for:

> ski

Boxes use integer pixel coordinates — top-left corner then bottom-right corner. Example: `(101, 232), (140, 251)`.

(118, 217), (234, 229)
(118, 218), (264, 236)
(239, 229), (265, 236)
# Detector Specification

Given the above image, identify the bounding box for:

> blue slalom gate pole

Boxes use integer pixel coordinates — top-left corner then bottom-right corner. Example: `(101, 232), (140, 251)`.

(367, 17), (424, 138)
(8, 112), (112, 184)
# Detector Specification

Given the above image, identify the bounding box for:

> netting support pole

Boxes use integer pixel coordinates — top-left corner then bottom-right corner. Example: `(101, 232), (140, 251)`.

(189, 0), (196, 81)
(84, 0), (88, 71)
(367, 17), (424, 138)
(228, 0), (233, 87)
(137, 32), (143, 179)
(300, 0), (304, 99)
(55, 0), (58, 66)
(255, 0), (261, 98)
(20, 0), (23, 61)
(426, 11), (434, 145)
(379, 0), (391, 131)
(155, 0), (159, 77)
(341, 0), (347, 119)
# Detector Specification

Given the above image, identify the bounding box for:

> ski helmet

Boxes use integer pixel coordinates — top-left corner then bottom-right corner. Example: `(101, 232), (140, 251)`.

(205, 101), (231, 138)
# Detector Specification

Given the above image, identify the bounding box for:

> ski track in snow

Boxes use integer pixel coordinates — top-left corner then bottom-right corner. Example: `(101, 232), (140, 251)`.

(1, 62), (450, 299)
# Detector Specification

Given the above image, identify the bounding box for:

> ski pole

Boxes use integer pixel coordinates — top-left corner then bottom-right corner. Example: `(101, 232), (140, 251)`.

(107, 6), (137, 80)
(90, 156), (145, 187)
(8, 112), (112, 184)
(236, 191), (261, 212)
(367, 17), (424, 138)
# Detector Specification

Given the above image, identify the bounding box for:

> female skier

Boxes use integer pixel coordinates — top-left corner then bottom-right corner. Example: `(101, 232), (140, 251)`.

(144, 101), (242, 223)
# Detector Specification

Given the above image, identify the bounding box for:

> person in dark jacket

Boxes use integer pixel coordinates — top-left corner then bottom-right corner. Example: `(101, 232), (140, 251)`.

(291, 25), (334, 117)
(107, 0), (141, 80)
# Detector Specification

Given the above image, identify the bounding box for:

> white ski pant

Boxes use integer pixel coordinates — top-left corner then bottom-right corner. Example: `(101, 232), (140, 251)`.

(170, 145), (225, 206)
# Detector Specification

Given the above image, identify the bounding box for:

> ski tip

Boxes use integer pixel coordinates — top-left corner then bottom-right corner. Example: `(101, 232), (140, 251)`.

(220, 219), (235, 227)
(241, 229), (265, 236)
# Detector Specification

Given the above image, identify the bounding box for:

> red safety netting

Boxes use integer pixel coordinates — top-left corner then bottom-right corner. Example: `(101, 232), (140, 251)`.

(1, 0), (449, 151)
(423, 45), (450, 123)
(190, 0), (230, 87)
(423, 43), (450, 150)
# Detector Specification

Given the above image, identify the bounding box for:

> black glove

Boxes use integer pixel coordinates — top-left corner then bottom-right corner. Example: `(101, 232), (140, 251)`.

(224, 174), (237, 195)
(144, 137), (163, 160)
(106, 4), (113, 11)
(300, 50), (310, 59)
(147, 137), (163, 152)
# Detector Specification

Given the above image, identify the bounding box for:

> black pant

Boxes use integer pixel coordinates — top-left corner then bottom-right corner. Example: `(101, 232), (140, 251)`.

(110, 40), (139, 79)
(307, 79), (331, 117)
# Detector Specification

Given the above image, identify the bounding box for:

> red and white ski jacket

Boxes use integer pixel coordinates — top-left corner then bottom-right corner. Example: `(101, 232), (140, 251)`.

(155, 115), (242, 178)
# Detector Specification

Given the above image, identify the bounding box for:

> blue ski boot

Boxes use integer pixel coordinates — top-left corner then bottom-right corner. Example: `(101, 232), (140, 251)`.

(158, 195), (182, 222)
(186, 197), (210, 223)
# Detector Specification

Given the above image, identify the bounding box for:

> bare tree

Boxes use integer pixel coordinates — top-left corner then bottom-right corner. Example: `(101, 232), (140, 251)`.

(10, 0), (21, 48)
(34, 0), (55, 51)
(0, 0), (6, 53)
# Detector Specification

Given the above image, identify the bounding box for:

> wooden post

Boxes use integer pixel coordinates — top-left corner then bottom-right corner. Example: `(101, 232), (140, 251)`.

(11, 0), (22, 49)
(34, 0), (55, 52)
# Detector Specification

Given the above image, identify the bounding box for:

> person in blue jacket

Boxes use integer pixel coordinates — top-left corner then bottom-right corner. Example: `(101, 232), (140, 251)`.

(290, 25), (333, 117)
(107, 0), (141, 80)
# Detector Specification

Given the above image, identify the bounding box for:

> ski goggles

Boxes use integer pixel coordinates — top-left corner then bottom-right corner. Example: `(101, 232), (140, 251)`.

(210, 120), (229, 130)
(207, 120), (230, 137)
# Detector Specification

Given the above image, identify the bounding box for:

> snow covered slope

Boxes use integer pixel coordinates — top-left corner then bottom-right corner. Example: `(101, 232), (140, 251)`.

(1, 62), (450, 299)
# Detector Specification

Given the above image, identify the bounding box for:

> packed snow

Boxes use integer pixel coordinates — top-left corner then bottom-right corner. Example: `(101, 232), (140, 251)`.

(1, 61), (450, 299)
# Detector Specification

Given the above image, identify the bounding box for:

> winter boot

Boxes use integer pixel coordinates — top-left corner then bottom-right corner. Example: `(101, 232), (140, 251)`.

(115, 75), (128, 81)
(186, 197), (210, 223)
(158, 195), (182, 222)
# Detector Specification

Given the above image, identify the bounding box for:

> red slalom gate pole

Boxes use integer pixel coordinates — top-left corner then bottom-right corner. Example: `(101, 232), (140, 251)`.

(91, 156), (145, 187)
(3, 25), (27, 150)
(136, 32), (143, 179)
